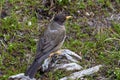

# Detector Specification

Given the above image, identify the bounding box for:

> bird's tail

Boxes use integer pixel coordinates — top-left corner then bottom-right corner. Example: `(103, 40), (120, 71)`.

(25, 52), (50, 79)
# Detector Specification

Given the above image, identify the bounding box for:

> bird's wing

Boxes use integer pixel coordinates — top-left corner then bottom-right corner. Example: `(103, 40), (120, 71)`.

(35, 29), (65, 59)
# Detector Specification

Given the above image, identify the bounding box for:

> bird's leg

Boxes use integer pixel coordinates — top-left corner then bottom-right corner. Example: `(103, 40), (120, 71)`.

(49, 50), (61, 58)
(55, 50), (62, 55)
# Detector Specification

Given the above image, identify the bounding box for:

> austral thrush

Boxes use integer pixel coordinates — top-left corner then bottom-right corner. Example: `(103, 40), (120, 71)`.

(25, 13), (72, 79)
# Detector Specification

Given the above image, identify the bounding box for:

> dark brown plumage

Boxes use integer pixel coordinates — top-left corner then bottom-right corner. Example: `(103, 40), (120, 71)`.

(25, 14), (68, 79)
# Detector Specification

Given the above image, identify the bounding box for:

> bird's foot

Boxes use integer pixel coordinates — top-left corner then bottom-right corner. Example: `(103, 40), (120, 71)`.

(49, 50), (61, 58)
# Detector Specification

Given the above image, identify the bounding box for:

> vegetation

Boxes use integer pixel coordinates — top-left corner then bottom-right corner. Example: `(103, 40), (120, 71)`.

(0, 0), (120, 80)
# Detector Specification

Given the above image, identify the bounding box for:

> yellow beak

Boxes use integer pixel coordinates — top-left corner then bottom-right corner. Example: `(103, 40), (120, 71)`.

(66, 16), (72, 19)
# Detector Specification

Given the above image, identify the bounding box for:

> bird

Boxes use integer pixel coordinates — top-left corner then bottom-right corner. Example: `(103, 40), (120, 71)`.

(24, 13), (72, 79)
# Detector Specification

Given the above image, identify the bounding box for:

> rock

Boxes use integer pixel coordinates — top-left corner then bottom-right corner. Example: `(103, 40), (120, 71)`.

(60, 65), (102, 80)
(54, 63), (82, 71)
(9, 49), (102, 80)
(42, 49), (82, 71)
(8, 73), (36, 80)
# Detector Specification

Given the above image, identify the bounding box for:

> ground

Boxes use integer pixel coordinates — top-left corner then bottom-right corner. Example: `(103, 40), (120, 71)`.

(0, 0), (120, 80)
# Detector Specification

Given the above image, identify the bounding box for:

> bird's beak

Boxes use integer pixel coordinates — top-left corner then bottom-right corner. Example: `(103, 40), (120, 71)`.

(66, 16), (72, 19)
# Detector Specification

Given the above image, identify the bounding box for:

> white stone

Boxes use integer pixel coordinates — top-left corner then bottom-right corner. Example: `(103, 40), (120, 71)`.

(9, 73), (36, 80)
(42, 49), (82, 71)
(28, 21), (32, 26)
(9, 49), (102, 80)
(55, 63), (82, 71)
(60, 65), (102, 80)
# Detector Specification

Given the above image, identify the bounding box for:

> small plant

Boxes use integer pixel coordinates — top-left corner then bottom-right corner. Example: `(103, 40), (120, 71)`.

(114, 68), (120, 80)
(57, 0), (71, 6)
(77, 1), (86, 9)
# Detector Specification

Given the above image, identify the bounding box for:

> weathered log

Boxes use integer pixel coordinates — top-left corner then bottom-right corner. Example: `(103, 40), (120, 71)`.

(9, 49), (102, 80)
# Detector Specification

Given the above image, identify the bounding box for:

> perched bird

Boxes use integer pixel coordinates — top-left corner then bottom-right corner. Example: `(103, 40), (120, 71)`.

(25, 13), (71, 79)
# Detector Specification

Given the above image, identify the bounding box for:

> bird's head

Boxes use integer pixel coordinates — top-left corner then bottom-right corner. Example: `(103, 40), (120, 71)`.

(53, 14), (72, 25)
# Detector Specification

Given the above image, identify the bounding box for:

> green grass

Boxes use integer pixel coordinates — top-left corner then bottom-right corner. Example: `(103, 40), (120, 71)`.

(0, 0), (120, 80)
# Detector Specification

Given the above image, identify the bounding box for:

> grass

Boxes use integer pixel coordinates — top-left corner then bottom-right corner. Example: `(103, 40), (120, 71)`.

(0, 0), (120, 80)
